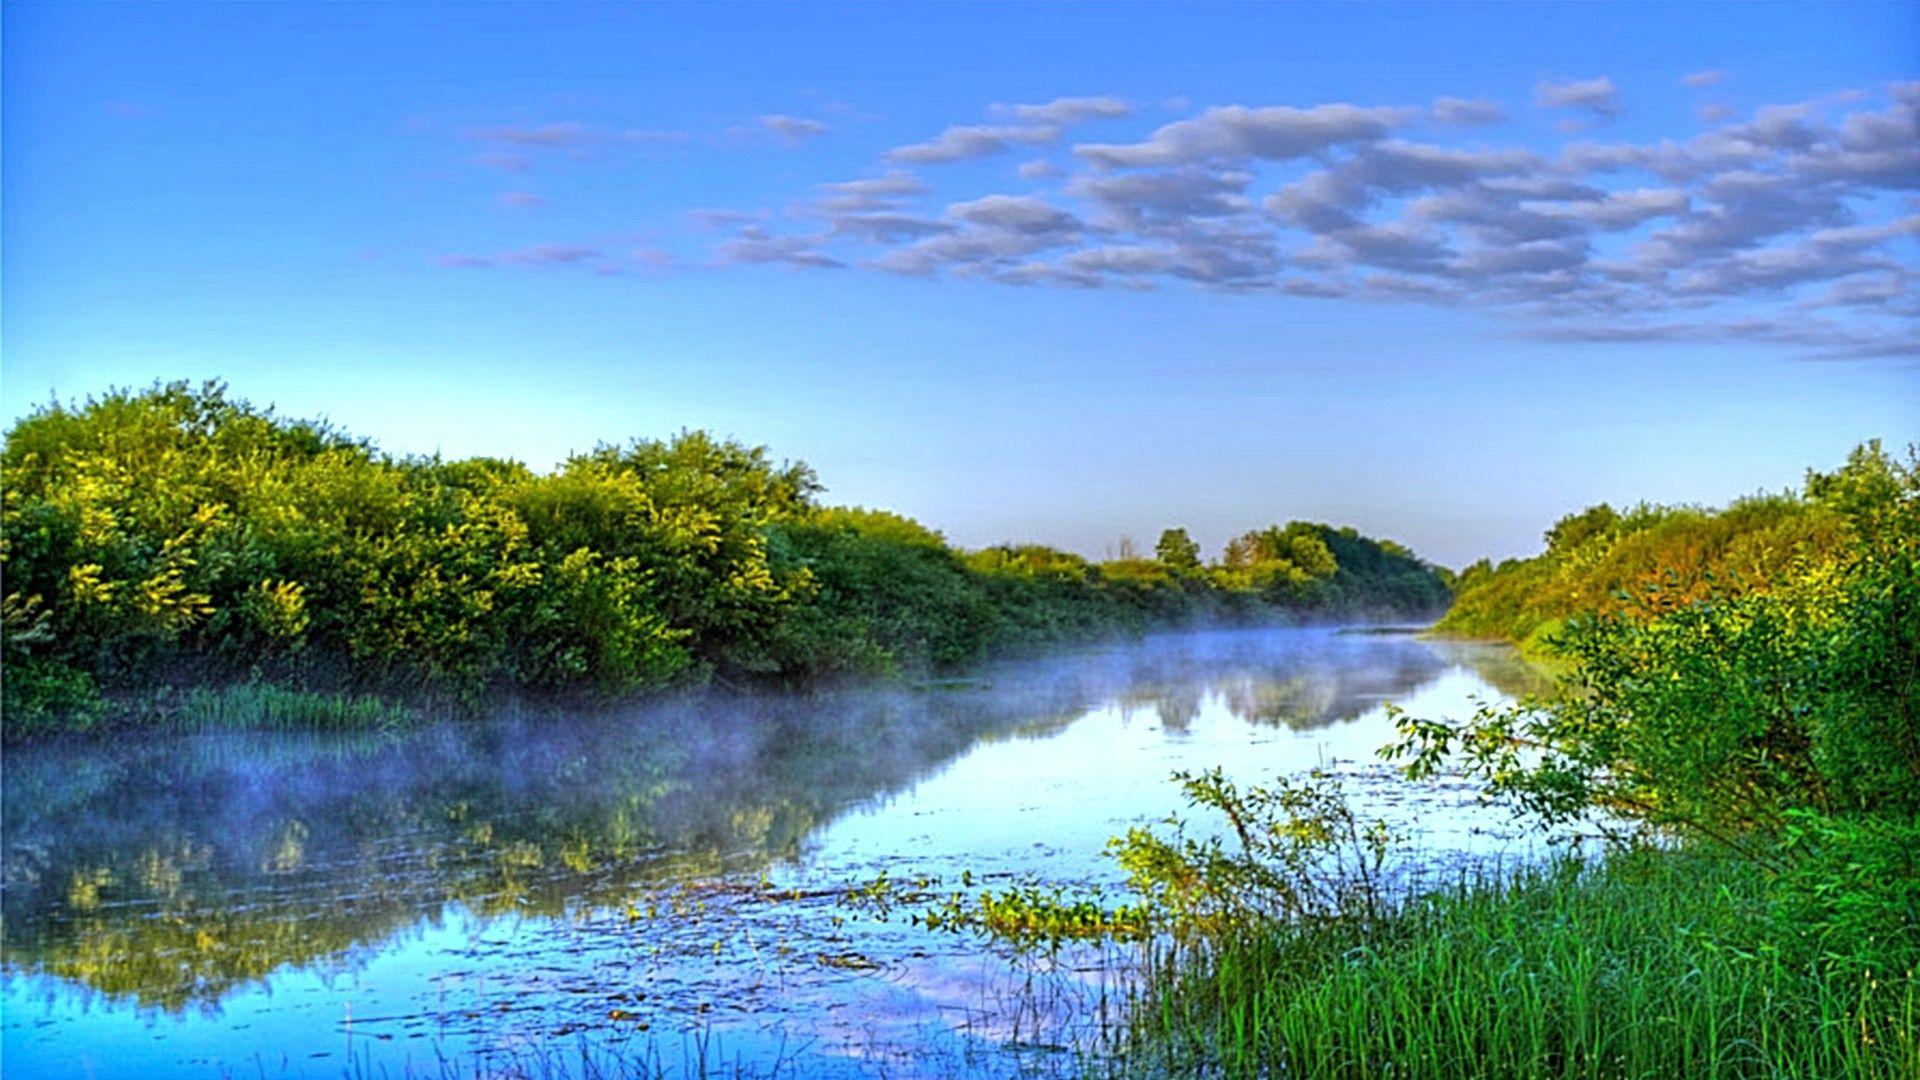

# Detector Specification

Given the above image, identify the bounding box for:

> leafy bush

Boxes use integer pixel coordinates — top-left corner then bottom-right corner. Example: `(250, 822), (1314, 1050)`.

(767, 508), (1002, 675)
(0, 382), (806, 731)
(1437, 469), (1858, 652)
(1111, 768), (1396, 936)
(1393, 440), (1920, 999)
(1395, 443), (1919, 845)
(1, 381), (1452, 736)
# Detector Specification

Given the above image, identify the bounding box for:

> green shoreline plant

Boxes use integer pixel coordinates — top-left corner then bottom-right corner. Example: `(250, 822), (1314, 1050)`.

(1433, 445), (1892, 656)
(1, 381), (1450, 740)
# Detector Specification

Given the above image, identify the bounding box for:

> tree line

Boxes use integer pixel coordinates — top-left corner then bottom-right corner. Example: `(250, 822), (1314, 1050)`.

(1, 382), (1449, 737)
(1435, 445), (1890, 654)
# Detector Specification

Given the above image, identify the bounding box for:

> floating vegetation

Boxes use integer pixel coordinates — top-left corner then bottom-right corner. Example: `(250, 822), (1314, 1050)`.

(917, 885), (1153, 948)
(814, 951), (880, 971)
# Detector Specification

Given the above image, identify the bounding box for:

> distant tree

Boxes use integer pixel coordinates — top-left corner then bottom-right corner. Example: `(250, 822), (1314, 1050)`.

(1222, 524), (1338, 579)
(1437, 447), (1900, 650)
(1544, 503), (1619, 554)
(1156, 528), (1202, 571)
(1806, 438), (1907, 532)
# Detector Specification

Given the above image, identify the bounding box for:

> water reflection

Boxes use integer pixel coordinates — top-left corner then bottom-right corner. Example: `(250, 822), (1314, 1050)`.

(1, 627), (1541, 1073)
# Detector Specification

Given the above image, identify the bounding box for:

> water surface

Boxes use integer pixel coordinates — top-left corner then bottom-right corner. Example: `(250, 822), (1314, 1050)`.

(2, 627), (1549, 1078)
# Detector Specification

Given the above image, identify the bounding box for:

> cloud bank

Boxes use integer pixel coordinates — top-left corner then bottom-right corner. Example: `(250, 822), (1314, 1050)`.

(448, 83), (1920, 359)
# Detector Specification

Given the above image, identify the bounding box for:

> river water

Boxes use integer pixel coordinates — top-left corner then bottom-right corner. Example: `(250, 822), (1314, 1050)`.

(2, 627), (1552, 1078)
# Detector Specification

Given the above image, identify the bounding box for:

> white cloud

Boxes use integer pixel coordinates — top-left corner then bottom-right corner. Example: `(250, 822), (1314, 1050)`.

(759, 114), (830, 143)
(809, 171), (927, 213)
(1431, 96), (1506, 126)
(437, 243), (613, 270)
(947, 194), (1084, 234)
(1534, 188), (1690, 229)
(1535, 77), (1622, 120)
(1072, 167), (1252, 228)
(1076, 104), (1412, 167)
(886, 123), (1058, 164)
(716, 228), (842, 269)
(470, 122), (683, 148)
(1003, 96), (1133, 126)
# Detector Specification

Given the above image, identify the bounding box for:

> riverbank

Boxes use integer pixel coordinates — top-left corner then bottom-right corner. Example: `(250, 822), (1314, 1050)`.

(1124, 843), (1917, 1079)
(1098, 443), (1920, 1079)
(3, 607), (1459, 745)
(3, 383), (1452, 742)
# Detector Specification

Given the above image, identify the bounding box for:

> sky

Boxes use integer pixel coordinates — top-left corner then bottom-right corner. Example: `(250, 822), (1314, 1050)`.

(4, 2), (1917, 568)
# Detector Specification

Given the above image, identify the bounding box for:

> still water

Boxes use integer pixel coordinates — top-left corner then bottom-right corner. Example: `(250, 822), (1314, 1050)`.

(2, 627), (1550, 1078)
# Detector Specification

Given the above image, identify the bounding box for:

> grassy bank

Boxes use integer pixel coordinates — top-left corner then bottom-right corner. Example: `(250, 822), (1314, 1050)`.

(119, 681), (421, 734)
(894, 440), (1920, 1079)
(1129, 845), (1917, 1079)
(1107, 441), (1920, 1078)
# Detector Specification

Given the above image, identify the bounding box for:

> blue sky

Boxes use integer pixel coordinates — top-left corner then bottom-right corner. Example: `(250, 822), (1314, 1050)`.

(4, 2), (1916, 567)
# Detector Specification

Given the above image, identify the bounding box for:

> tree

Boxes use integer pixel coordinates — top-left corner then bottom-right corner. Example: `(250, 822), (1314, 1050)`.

(1155, 528), (1201, 571)
(1543, 503), (1619, 554)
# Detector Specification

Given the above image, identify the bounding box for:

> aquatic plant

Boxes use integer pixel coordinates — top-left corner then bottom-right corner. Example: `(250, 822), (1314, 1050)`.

(917, 884), (1154, 949)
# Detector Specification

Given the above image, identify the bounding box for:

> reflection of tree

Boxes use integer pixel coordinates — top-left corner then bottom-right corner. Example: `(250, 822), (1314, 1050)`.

(1220, 673), (1341, 728)
(2, 691), (1092, 1012)
(1155, 688), (1203, 734)
(0, 628), (1539, 1013)
(1104, 630), (1455, 731)
(1424, 639), (1560, 700)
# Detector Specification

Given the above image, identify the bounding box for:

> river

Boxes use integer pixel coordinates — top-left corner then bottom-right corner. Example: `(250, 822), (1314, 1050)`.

(2, 626), (1552, 1078)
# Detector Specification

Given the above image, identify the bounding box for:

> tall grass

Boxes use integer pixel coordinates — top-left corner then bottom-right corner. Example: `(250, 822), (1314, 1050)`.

(150, 682), (416, 733)
(1126, 845), (1918, 1079)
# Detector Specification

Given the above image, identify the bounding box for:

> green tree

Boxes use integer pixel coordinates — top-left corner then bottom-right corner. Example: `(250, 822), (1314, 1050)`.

(1155, 528), (1202, 571)
(1543, 503), (1619, 554)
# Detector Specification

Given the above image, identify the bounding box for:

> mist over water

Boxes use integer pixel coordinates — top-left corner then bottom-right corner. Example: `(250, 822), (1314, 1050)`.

(2, 626), (1548, 1078)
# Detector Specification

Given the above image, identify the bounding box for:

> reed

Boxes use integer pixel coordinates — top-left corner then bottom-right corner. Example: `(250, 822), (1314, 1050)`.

(154, 682), (416, 733)
(1124, 845), (1919, 1080)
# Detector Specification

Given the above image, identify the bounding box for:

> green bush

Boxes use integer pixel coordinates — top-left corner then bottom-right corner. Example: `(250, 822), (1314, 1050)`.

(1776, 810), (1920, 979)
(767, 508), (1003, 675)
(1436, 470), (1858, 653)
(1, 381), (1452, 736)
(1396, 443), (1920, 846)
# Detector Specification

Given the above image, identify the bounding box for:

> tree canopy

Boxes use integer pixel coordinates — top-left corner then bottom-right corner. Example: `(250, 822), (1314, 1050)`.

(2, 382), (1452, 737)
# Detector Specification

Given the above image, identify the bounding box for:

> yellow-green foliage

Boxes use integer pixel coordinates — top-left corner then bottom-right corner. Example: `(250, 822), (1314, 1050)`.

(2, 381), (1453, 735)
(1218, 521), (1452, 614)
(917, 883), (1154, 947)
(1, 382), (810, 731)
(1435, 446), (1887, 652)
